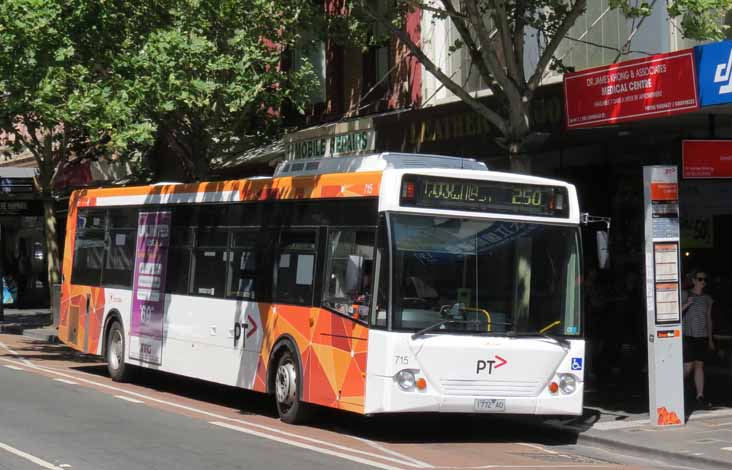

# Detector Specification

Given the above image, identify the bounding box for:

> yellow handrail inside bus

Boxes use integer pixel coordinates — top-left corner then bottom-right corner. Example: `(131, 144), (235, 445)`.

(539, 320), (561, 334)
(460, 307), (492, 332)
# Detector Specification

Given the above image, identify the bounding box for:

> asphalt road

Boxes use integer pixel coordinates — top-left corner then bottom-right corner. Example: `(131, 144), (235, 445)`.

(0, 334), (669, 470)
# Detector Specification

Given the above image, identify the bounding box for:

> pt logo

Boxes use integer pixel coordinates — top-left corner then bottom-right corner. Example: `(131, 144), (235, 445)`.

(476, 355), (508, 374)
(714, 49), (732, 94)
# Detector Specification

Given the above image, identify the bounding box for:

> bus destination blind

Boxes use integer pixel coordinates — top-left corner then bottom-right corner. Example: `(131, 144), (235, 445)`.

(400, 175), (569, 218)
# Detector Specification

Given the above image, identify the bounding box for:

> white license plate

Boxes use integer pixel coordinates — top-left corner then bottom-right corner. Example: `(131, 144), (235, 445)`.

(474, 398), (506, 412)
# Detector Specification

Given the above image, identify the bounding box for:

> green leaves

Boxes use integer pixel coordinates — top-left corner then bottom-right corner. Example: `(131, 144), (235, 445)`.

(0, 0), (322, 180)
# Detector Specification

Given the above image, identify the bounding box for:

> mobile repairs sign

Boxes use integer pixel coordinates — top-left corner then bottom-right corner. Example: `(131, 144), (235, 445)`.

(695, 40), (732, 107)
(130, 211), (171, 364)
(564, 50), (699, 128)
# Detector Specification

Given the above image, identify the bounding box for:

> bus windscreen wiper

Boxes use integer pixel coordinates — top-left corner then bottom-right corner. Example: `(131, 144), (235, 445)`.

(411, 318), (510, 339)
(507, 331), (571, 350)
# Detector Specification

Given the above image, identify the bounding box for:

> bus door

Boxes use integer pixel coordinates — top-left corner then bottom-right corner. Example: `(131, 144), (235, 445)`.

(225, 230), (271, 389)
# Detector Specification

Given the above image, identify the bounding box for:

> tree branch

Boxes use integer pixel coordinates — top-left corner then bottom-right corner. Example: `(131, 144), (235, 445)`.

(513, 0), (527, 84)
(463, 0), (522, 103)
(358, 3), (508, 135)
(493, 0), (521, 84)
(527, 0), (587, 94)
(439, 0), (504, 99)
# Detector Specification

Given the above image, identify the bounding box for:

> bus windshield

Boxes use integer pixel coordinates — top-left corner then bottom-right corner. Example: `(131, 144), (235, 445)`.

(390, 214), (581, 337)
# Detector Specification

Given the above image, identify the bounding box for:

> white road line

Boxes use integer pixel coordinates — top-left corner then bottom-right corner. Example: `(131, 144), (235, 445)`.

(0, 441), (66, 470)
(721, 447), (732, 451)
(114, 395), (144, 404)
(210, 421), (404, 470)
(346, 434), (433, 468)
(0, 356), (422, 468)
(4, 364), (24, 371)
(53, 379), (78, 385)
(0, 340), (34, 366)
(517, 443), (558, 455)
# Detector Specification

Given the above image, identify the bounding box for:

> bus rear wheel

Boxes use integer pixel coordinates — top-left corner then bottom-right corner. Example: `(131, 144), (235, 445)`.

(106, 321), (132, 382)
(274, 350), (310, 424)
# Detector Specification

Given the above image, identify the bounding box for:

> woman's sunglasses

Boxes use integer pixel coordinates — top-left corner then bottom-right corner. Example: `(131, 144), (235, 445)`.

(696, 277), (707, 282)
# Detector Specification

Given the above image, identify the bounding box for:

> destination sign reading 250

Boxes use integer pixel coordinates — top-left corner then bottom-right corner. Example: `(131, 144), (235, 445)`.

(400, 175), (568, 217)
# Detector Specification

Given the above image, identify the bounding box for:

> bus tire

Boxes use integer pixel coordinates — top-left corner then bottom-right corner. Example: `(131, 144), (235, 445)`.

(274, 349), (310, 424)
(106, 321), (132, 382)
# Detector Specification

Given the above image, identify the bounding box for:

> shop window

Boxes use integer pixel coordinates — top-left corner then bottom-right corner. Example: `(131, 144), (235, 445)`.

(322, 229), (375, 320)
(191, 229), (228, 297)
(71, 230), (105, 286)
(274, 230), (317, 306)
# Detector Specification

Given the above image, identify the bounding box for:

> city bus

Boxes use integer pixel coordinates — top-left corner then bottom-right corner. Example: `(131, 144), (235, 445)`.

(59, 152), (584, 423)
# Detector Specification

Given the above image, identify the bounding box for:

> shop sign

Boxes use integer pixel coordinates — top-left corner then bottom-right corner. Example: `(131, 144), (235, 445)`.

(285, 129), (375, 160)
(0, 200), (42, 215)
(694, 40), (732, 107)
(682, 140), (732, 178)
(564, 50), (699, 128)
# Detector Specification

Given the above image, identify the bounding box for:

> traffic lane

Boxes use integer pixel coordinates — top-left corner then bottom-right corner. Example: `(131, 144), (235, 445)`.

(0, 361), (377, 470)
(1, 335), (647, 469)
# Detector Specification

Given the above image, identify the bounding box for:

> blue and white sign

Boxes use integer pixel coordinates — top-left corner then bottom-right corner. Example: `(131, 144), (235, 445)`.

(695, 40), (732, 107)
(570, 358), (583, 371)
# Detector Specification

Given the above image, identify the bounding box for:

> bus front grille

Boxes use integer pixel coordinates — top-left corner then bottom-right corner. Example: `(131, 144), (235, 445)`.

(440, 379), (540, 397)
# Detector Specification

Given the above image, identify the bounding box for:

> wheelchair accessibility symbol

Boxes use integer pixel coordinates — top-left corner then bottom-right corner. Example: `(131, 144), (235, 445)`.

(571, 358), (583, 371)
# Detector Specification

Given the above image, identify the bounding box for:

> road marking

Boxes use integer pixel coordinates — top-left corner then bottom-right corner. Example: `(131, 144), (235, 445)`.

(0, 340), (34, 366)
(0, 441), (66, 470)
(210, 421), (405, 470)
(0, 355), (422, 468)
(346, 434), (433, 468)
(3, 364), (24, 371)
(53, 379), (78, 385)
(517, 443), (558, 455)
(721, 447), (732, 451)
(114, 395), (144, 404)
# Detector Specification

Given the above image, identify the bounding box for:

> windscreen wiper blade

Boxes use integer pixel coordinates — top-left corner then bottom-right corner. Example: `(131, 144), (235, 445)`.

(507, 331), (571, 350)
(411, 319), (482, 339)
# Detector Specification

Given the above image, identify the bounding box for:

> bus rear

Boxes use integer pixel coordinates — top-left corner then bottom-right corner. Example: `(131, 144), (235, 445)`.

(364, 168), (583, 415)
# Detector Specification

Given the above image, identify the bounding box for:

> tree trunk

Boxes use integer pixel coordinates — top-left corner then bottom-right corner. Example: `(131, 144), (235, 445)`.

(43, 198), (61, 287)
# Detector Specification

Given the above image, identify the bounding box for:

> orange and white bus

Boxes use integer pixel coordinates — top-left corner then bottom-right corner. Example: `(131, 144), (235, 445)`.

(59, 152), (584, 423)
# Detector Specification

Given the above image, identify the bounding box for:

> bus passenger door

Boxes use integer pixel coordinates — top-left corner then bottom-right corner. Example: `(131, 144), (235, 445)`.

(228, 231), (265, 389)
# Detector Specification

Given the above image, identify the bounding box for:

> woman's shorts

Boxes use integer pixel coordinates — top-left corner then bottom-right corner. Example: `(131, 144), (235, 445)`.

(683, 336), (708, 363)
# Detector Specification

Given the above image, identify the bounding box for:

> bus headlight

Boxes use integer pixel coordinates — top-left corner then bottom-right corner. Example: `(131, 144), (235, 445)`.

(558, 374), (577, 394)
(395, 369), (416, 390)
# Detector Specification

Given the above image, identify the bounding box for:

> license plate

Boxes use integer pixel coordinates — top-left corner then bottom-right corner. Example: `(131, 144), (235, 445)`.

(474, 398), (506, 412)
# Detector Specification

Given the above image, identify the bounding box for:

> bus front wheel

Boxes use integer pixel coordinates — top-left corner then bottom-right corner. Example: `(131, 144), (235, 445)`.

(106, 321), (132, 382)
(274, 350), (309, 424)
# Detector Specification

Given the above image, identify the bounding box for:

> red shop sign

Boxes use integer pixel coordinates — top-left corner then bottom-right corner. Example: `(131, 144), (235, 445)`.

(682, 140), (732, 179)
(564, 50), (699, 129)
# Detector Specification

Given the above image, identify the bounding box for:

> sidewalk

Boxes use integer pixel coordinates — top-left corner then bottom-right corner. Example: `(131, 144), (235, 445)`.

(540, 371), (732, 469)
(0, 307), (53, 337)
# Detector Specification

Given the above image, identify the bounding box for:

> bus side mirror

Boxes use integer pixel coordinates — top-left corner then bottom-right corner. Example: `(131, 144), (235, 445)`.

(581, 213), (611, 270)
(596, 230), (609, 270)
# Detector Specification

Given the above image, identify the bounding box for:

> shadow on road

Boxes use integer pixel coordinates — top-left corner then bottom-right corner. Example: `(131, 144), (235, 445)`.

(11, 338), (581, 447)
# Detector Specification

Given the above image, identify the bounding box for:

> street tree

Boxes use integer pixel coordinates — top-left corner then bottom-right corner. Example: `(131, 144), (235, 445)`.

(0, 0), (320, 288)
(350, 0), (732, 172)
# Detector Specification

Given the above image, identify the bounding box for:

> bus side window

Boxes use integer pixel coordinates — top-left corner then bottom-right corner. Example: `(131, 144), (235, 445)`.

(102, 208), (138, 288)
(274, 230), (316, 306)
(229, 231), (257, 299)
(71, 208), (107, 287)
(192, 229), (228, 298)
(322, 229), (375, 320)
(71, 229), (105, 287)
(166, 228), (193, 295)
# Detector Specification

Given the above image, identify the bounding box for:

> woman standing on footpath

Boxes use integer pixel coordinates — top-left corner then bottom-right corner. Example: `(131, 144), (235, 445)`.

(682, 269), (715, 408)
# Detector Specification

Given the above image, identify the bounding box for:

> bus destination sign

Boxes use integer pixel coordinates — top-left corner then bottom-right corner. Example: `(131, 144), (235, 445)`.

(400, 175), (569, 217)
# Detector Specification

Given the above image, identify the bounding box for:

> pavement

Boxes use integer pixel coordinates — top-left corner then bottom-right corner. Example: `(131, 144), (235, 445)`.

(2, 308), (731, 468)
